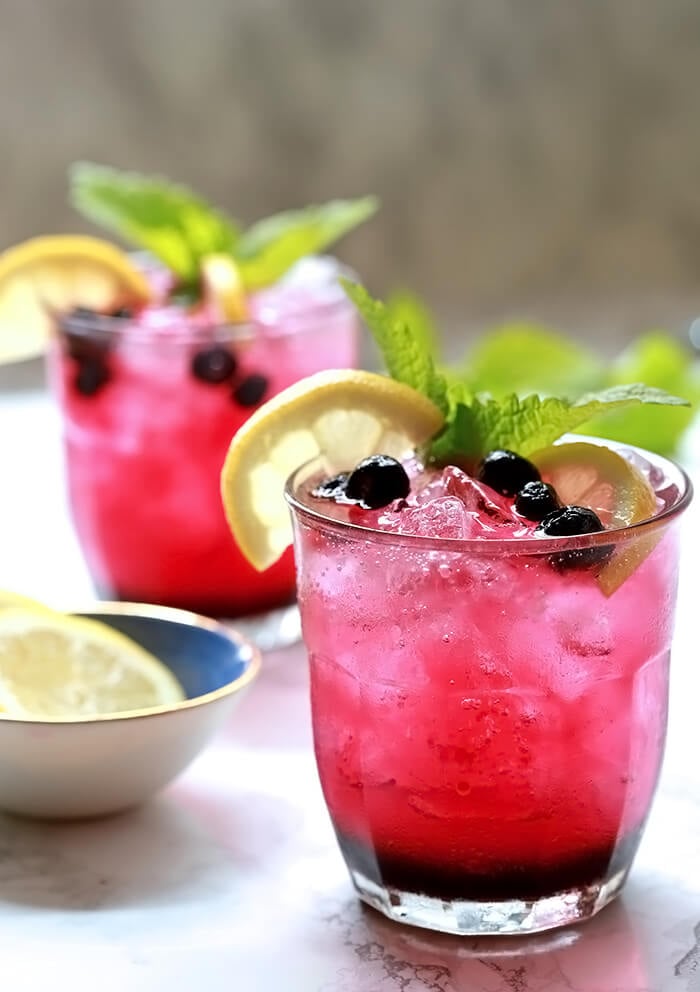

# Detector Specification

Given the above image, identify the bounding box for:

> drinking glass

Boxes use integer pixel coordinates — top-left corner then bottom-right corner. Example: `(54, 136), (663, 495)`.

(286, 442), (691, 935)
(47, 287), (358, 624)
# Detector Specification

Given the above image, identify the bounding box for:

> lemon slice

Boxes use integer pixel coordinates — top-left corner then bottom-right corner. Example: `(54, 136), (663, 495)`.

(201, 254), (249, 323)
(531, 441), (658, 594)
(0, 235), (151, 363)
(0, 590), (57, 614)
(0, 609), (184, 719)
(221, 369), (444, 570)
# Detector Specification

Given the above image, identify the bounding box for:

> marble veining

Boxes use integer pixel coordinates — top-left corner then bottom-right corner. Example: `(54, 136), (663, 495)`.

(320, 901), (454, 991)
(675, 922), (700, 991)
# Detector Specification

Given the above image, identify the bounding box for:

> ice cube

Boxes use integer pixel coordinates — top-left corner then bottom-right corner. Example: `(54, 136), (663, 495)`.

(441, 466), (516, 523)
(250, 256), (348, 324)
(559, 612), (613, 659)
(378, 466), (536, 539)
(379, 496), (471, 538)
(399, 466), (529, 537)
(277, 255), (344, 289)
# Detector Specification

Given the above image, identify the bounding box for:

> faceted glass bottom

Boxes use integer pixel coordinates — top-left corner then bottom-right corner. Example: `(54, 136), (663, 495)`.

(349, 864), (630, 936)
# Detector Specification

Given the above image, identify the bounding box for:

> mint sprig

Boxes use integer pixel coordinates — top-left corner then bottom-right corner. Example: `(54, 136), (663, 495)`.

(341, 280), (448, 415)
(70, 163), (240, 286)
(453, 322), (699, 455)
(384, 289), (441, 359)
(343, 282), (690, 465)
(236, 198), (378, 290)
(578, 332), (700, 455)
(70, 162), (378, 292)
(431, 383), (690, 466)
(462, 322), (603, 398)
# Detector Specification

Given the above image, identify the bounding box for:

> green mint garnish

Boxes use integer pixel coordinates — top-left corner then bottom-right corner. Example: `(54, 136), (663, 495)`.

(70, 162), (378, 292)
(452, 323), (700, 455)
(460, 323), (603, 399)
(236, 197), (378, 290)
(577, 332), (700, 456)
(70, 163), (240, 287)
(430, 383), (690, 466)
(342, 281), (690, 465)
(341, 280), (448, 415)
(384, 289), (441, 360)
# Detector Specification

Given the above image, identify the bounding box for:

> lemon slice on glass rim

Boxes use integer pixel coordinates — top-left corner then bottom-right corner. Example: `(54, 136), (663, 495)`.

(220, 369), (445, 571)
(531, 440), (659, 594)
(0, 608), (184, 720)
(0, 235), (151, 364)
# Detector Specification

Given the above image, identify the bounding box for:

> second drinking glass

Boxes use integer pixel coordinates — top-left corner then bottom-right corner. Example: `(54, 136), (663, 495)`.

(47, 262), (358, 619)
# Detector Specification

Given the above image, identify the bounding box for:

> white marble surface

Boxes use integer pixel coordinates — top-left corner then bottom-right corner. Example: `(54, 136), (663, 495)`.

(0, 377), (699, 991)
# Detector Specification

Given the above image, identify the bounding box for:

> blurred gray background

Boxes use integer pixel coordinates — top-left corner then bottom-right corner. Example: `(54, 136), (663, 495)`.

(4, 0), (700, 355)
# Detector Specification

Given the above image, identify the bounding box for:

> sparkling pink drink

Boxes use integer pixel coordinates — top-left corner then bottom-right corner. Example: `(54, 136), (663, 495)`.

(287, 441), (691, 934)
(47, 258), (358, 617)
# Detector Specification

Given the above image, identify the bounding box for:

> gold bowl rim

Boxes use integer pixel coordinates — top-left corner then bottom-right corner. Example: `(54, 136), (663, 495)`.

(0, 600), (262, 725)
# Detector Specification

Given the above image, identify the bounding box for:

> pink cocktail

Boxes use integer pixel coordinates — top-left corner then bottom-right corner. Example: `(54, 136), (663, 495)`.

(287, 441), (691, 934)
(48, 259), (358, 618)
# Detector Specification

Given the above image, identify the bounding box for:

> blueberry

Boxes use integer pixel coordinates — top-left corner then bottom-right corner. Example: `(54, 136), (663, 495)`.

(70, 306), (97, 319)
(64, 331), (110, 364)
(233, 373), (268, 407)
(537, 505), (604, 537)
(345, 455), (410, 509)
(191, 346), (237, 384)
(75, 358), (111, 397)
(312, 473), (350, 500)
(478, 449), (541, 497)
(61, 307), (112, 364)
(515, 481), (561, 521)
(536, 505), (613, 571)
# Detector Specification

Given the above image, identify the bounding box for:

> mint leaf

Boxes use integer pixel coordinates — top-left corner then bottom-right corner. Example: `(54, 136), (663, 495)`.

(430, 384), (690, 466)
(577, 332), (700, 455)
(342, 284), (692, 464)
(237, 197), (378, 290)
(70, 162), (240, 285)
(385, 289), (441, 359)
(341, 280), (448, 414)
(462, 322), (603, 398)
(71, 164), (378, 293)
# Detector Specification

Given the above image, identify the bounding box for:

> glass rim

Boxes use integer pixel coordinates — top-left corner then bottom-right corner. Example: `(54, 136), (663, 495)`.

(55, 291), (355, 346)
(54, 251), (357, 345)
(284, 438), (693, 558)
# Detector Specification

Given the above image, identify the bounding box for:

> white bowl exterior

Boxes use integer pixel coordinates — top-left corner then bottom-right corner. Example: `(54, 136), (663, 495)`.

(0, 685), (249, 819)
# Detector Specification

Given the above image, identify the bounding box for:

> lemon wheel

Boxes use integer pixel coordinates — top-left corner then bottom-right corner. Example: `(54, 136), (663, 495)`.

(0, 608), (184, 719)
(220, 369), (444, 570)
(531, 441), (658, 594)
(0, 235), (151, 363)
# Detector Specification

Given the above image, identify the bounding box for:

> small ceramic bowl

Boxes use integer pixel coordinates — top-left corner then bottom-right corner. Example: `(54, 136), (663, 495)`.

(0, 602), (261, 819)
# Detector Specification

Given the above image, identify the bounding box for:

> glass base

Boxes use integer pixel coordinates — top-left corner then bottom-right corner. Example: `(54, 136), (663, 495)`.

(222, 601), (302, 652)
(350, 864), (629, 935)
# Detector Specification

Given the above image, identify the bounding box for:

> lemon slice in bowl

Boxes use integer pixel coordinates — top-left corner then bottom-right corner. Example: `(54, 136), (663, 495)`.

(0, 609), (184, 719)
(0, 235), (151, 363)
(530, 441), (658, 594)
(0, 590), (57, 614)
(220, 369), (444, 571)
